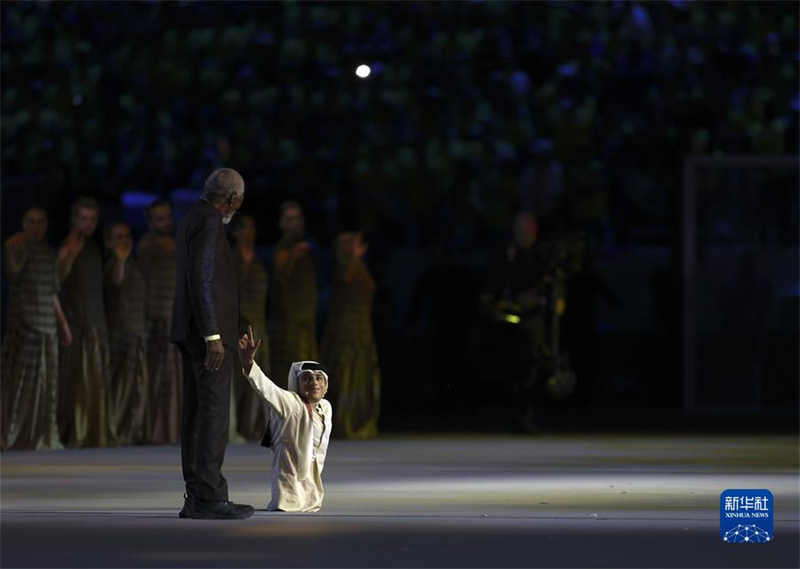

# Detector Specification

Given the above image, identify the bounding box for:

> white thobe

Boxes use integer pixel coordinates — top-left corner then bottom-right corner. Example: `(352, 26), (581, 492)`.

(245, 362), (332, 512)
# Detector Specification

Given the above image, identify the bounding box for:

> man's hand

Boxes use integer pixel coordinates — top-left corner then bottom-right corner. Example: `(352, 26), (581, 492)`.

(59, 321), (73, 347)
(240, 246), (255, 264)
(291, 241), (311, 259)
(155, 235), (176, 254)
(5, 232), (30, 276)
(6, 232), (29, 252)
(238, 325), (261, 375)
(64, 229), (85, 257)
(204, 338), (224, 371)
(113, 242), (133, 262)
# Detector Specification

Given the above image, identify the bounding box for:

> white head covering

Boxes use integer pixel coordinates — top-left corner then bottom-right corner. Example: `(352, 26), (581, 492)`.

(287, 361), (329, 394)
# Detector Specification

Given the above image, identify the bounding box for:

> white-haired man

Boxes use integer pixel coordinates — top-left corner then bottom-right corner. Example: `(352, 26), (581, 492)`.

(239, 326), (333, 512)
(172, 168), (252, 519)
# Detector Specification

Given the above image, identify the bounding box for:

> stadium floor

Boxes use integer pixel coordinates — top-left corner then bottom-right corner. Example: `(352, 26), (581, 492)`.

(2, 434), (798, 568)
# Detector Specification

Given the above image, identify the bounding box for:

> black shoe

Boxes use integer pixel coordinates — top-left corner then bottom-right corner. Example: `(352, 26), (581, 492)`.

(179, 495), (255, 520)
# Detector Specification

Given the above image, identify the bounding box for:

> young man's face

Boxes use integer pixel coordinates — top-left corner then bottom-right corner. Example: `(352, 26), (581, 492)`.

(73, 206), (98, 237)
(298, 370), (327, 404)
(336, 232), (367, 261)
(279, 207), (304, 240)
(108, 224), (133, 252)
(22, 208), (48, 242)
(148, 205), (173, 236)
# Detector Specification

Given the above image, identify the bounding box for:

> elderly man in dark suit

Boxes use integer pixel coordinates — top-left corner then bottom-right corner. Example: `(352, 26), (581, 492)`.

(172, 168), (254, 519)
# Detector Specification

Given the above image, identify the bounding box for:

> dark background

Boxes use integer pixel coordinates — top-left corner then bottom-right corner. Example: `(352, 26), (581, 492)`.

(2, 1), (798, 433)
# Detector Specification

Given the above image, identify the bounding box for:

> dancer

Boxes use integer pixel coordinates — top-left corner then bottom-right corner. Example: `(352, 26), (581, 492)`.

(2, 207), (71, 450)
(57, 197), (111, 447)
(321, 231), (381, 439)
(104, 221), (148, 445)
(231, 214), (269, 441)
(240, 326), (333, 512)
(138, 199), (182, 444)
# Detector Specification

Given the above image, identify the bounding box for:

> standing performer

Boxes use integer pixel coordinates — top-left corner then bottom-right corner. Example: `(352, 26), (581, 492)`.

(232, 214), (269, 441)
(104, 222), (148, 446)
(172, 168), (253, 519)
(57, 197), (111, 447)
(2, 207), (71, 450)
(268, 202), (318, 387)
(321, 231), (381, 439)
(138, 199), (182, 444)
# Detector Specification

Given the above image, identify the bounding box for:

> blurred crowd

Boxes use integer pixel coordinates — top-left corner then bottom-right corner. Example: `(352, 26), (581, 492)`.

(1, 198), (381, 450)
(2, 2), (797, 434)
(2, 2), (797, 243)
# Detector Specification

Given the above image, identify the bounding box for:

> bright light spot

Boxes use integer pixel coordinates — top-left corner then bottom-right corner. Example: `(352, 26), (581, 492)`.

(355, 64), (371, 79)
(503, 314), (521, 325)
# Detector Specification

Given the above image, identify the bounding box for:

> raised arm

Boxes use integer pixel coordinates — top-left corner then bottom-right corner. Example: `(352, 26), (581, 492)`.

(53, 295), (72, 346)
(239, 326), (296, 417)
(57, 230), (85, 281)
(106, 244), (131, 286)
(4, 233), (29, 280)
(245, 362), (298, 418)
(274, 241), (311, 282)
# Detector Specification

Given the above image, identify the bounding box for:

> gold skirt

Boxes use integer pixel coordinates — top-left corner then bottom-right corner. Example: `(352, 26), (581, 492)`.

(108, 333), (148, 445)
(58, 326), (111, 448)
(2, 324), (62, 450)
(146, 319), (182, 445)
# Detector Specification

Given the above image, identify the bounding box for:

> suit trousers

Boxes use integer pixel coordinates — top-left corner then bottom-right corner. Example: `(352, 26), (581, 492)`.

(179, 344), (234, 502)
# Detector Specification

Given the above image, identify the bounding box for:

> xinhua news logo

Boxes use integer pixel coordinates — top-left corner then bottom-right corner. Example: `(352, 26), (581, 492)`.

(720, 489), (774, 543)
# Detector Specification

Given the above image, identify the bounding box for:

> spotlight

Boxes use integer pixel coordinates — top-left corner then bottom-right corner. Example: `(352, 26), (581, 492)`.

(355, 64), (371, 79)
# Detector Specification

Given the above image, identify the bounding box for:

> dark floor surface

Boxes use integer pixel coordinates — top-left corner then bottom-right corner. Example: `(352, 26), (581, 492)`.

(2, 434), (798, 568)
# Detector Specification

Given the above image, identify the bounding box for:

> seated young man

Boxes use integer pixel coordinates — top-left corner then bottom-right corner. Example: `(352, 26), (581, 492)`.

(239, 327), (333, 512)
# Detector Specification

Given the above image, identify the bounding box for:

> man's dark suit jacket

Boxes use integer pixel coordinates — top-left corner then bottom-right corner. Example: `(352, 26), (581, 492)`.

(171, 199), (239, 354)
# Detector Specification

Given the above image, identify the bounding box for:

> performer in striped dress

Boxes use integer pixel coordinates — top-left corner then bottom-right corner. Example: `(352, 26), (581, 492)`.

(104, 221), (148, 445)
(2, 207), (72, 450)
(232, 214), (269, 441)
(138, 199), (182, 444)
(57, 197), (111, 448)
